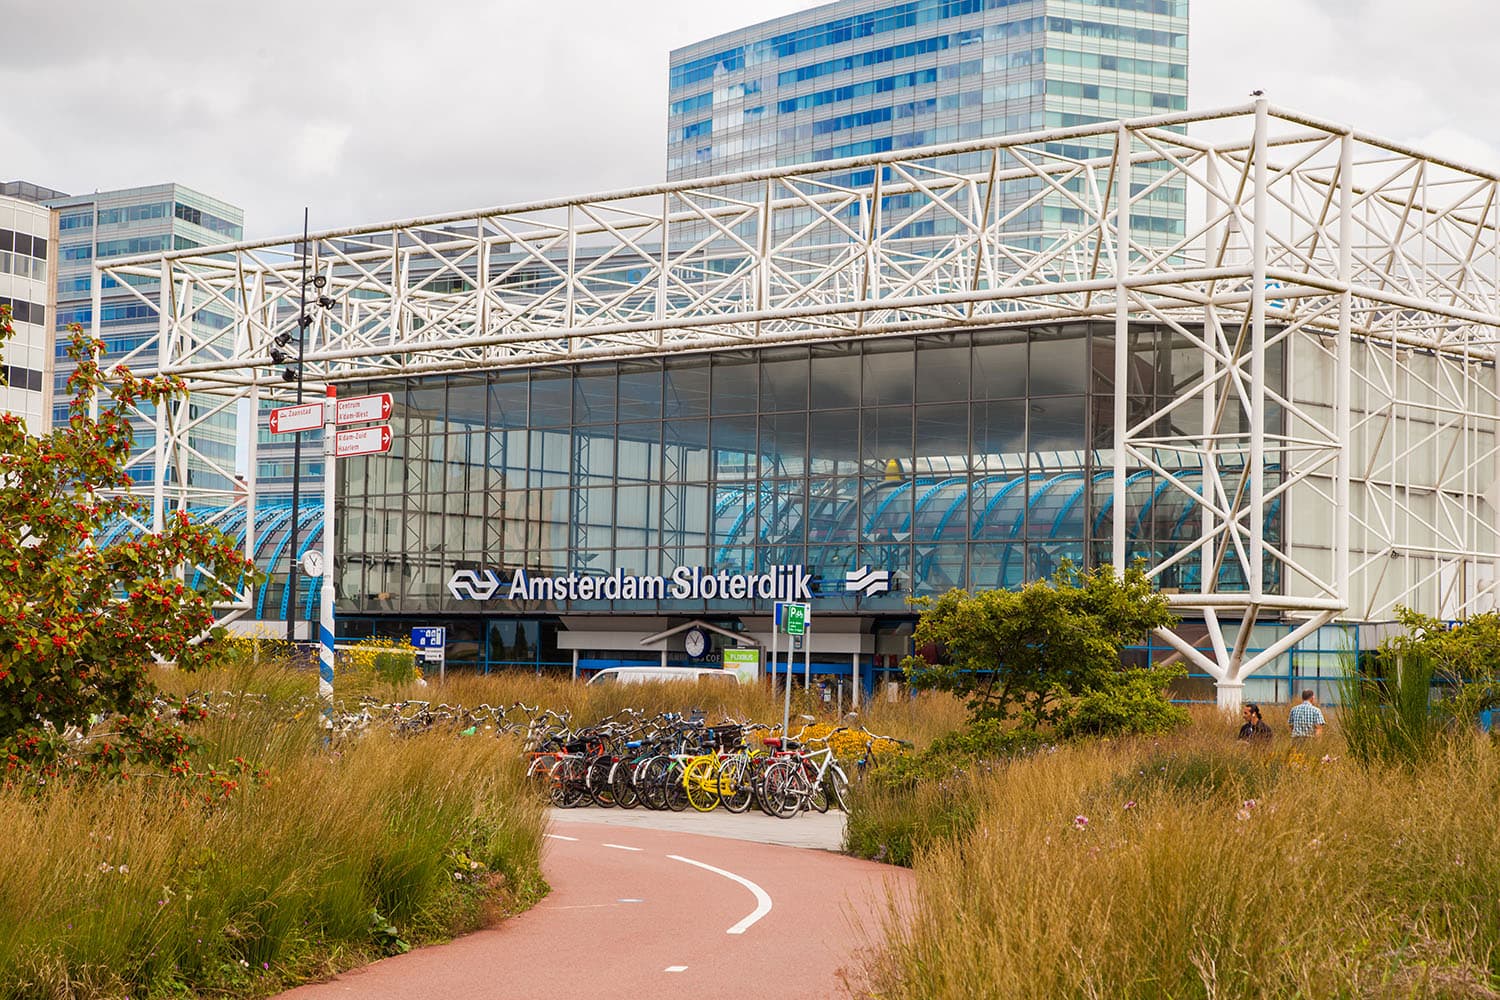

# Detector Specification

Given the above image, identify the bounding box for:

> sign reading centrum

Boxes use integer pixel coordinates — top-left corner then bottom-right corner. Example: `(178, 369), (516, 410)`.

(460, 565), (816, 603)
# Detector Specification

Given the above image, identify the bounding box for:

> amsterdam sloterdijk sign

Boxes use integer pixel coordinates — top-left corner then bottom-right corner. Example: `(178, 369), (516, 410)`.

(447, 564), (892, 602)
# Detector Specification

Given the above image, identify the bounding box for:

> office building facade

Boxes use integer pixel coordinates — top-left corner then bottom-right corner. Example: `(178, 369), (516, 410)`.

(48, 184), (244, 489)
(0, 183), (61, 433)
(668, 0), (1188, 241)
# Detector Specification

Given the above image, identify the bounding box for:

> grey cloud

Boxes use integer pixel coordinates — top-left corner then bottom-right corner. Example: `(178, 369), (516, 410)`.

(3, 0), (1496, 241)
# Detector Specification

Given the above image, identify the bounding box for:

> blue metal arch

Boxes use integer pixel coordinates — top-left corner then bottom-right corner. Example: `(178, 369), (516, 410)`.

(1091, 469), (1155, 537)
(864, 478), (931, 535)
(933, 474), (1007, 540)
(974, 475), (1038, 536)
(1050, 472), (1112, 539)
(188, 507), (251, 590)
(256, 506), (323, 619)
(294, 520), (325, 622)
(907, 477), (968, 536)
(998, 473), (1084, 580)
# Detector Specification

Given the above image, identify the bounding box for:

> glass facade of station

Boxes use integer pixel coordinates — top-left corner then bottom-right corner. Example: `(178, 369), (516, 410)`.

(333, 321), (1283, 625)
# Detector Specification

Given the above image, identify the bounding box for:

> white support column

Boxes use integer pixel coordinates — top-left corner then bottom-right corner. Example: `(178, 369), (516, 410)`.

(151, 258), (172, 531)
(851, 652), (860, 709)
(1335, 133), (1355, 612)
(1111, 124), (1132, 573)
(572, 648), (579, 682)
(1248, 97), (1270, 601)
(1202, 153), (1222, 597)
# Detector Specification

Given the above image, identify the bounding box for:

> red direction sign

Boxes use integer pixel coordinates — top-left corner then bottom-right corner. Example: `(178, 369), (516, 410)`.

(334, 424), (392, 458)
(335, 392), (393, 426)
(268, 402), (323, 434)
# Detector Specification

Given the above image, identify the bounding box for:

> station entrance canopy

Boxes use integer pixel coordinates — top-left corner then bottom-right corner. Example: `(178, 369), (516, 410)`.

(91, 100), (1500, 705)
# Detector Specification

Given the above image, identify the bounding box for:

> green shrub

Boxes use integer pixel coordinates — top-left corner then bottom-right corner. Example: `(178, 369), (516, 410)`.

(1054, 664), (1190, 739)
(878, 717), (1052, 787)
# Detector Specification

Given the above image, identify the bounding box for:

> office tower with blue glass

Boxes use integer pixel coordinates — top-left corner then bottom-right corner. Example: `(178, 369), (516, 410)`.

(668, 0), (1188, 243)
(48, 184), (244, 491)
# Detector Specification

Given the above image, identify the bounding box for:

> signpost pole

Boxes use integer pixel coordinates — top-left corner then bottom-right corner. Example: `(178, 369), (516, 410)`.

(318, 386), (336, 725)
(804, 622), (811, 692)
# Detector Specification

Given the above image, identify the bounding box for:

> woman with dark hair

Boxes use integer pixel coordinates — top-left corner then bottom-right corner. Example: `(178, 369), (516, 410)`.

(1238, 703), (1272, 742)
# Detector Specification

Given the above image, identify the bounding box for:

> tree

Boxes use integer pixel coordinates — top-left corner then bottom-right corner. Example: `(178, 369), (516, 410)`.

(0, 307), (259, 775)
(902, 562), (1177, 726)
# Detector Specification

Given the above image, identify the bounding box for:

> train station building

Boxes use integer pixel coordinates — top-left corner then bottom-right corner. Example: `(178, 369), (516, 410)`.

(95, 102), (1500, 706)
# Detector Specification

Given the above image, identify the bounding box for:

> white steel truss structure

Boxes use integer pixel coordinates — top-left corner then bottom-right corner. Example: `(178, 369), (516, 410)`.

(96, 100), (1500, 704)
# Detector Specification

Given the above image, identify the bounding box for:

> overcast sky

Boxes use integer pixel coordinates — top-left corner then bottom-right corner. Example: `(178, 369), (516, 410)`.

(2, 0), (1495, 241)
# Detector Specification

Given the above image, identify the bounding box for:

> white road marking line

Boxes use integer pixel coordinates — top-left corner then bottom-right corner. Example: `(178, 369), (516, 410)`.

(665, 966), (688, 973)
(543, 833), (579, 841)
(618, 898), (644, 903)
(666, 854), (773, 935)
(602, 843), (643, 852)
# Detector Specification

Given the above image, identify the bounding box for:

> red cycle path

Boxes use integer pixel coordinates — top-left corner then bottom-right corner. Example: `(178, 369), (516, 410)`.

(276, 820), (909, 1000)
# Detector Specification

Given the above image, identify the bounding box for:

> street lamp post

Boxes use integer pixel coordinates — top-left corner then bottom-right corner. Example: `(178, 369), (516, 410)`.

(267, 209), (331, 652)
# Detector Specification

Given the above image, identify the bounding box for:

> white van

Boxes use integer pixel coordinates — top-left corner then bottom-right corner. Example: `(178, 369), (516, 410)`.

(585, 666), (745, 687)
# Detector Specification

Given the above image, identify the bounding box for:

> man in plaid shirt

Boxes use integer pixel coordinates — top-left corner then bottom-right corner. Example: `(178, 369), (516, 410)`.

(1289, 689), (1325, 738)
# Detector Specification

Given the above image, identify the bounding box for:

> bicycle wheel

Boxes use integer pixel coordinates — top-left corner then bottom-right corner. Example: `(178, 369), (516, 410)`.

(610, 759), (640, 810)
(827, 764), (851, 813)
(637, 756), (671, 811)
(664, 760), (690, 812)
(587, 756), (616, 808)
(718, 755), (755, 814)
(761, 759), (809, 819)
(548, 757), (586, 808)
(683, 756), (721, 812)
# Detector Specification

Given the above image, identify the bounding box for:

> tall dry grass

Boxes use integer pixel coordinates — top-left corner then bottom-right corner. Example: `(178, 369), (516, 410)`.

(0, 666), (546, 999)
(866, 732), (1500, 999)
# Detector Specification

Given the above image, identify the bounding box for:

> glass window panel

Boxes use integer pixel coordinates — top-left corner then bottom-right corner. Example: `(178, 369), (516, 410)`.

(970, 540), (1026, 590)
(759, 347), (809, 411)
(617, 360), (663, 421)
(916, 335), (971, 402)
(861, 405), (912, 475)
(972, 329), (1027, 398)
(711, 352), (758, 414)
(489, 371), (528, 427)
(1029, 395), (1087, 464)
(862, 478), (914, 542)
(915, 403), (970, 474)
(573, 362), (616, 423)
(760, 410), (807, 477)
(529, 369), (572, 426)
(664, 420), (710, 480)
(1031, 328), (1088, 395)
(809, 409), (858, 476)
(446, 375), (486, 431)
(712, 414), (757, 480)
(616, 423), (660, 482)
(810, 343), (860, 411)
(572, 427), (615, 482)
(862, 341), (914, 406)
(663, 358), (711, 419)
(406, 381), (446, 436)
(806, 476), (861, 544)
(972, 399), (1027, 474)
(759, 479), (806, 547)
(914, 543), (967, 594)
